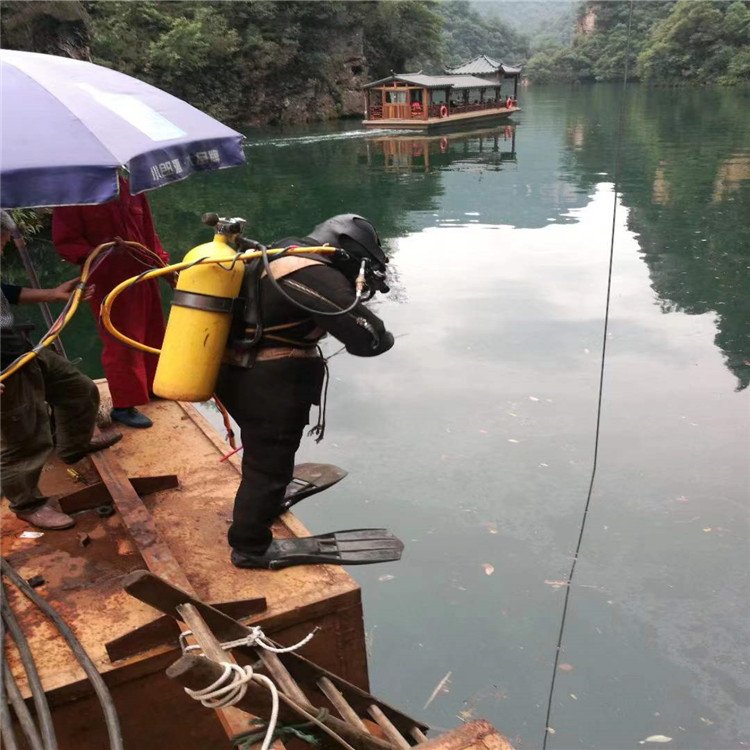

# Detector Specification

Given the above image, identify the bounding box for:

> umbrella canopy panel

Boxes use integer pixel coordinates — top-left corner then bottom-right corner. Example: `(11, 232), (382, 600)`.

(1, 50), (246, 208)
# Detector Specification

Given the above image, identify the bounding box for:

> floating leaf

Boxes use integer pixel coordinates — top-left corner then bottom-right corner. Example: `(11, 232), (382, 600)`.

(483, 564), (495, 576)
(639, 736), (672, 744)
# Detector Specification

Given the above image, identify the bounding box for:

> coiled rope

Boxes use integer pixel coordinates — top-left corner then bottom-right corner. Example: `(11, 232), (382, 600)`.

(178, 625), (318, 750)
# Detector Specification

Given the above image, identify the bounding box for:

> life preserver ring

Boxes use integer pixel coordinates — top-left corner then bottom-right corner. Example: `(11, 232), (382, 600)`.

(505, 97), (513, 109)
(439, 105), (448, 118)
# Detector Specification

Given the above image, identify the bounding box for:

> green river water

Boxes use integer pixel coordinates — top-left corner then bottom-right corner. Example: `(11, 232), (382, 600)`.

(5, 84), (749, 749)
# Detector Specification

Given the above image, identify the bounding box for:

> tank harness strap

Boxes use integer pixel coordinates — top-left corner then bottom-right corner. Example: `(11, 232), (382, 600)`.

(173, 289), (235, 314)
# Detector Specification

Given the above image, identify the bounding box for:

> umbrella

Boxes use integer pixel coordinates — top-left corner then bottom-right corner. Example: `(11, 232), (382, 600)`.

(0, 50), (246, 209)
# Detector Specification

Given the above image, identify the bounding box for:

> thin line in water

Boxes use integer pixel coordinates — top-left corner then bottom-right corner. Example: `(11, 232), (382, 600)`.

(541, 2), (635, 747)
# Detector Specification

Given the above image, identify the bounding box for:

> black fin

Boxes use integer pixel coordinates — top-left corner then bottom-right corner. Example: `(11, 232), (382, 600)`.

(231, 529), (404, 570)
(280, 463), (348, 513)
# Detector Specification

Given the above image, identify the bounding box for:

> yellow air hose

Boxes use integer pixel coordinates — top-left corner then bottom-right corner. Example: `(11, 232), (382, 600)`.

(99, 246), (337, 355)
(0, 239), (159, 383)
(1, 243), (337, 384)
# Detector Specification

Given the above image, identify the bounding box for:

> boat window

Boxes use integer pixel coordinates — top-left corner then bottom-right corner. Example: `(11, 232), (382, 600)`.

(387, 91), (407, 104)
(431, 90), (446, 104)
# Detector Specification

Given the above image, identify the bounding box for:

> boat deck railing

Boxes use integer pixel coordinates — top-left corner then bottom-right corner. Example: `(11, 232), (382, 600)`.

(369, 100), (514, 121)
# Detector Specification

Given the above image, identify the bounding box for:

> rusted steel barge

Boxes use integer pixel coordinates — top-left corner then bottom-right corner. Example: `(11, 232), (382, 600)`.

(1, 385), (516, 749)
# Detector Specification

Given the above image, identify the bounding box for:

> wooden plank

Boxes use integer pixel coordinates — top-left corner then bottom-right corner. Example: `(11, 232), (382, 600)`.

(57, 475), (179, 513)
(413, 721), (514, 750)
(89, 440), (190, 589)
(317, 676), (368, 731)
(368, 706), (411, 750)
(89, 443), (249, 740)
(106, 597), (267, 662)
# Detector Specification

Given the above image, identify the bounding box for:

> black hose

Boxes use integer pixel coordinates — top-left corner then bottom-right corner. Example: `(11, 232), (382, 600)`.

(0, 601), (21, 750)
(1, 589), (57, 750)
(1, 696), (21, 750)
(4, 661), (45, 750)
(260, 242), (362, 317)
(1, 559), (124, 750)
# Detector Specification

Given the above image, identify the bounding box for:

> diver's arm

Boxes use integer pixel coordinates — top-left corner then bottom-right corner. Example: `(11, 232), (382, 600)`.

(280, 265), (394, 357)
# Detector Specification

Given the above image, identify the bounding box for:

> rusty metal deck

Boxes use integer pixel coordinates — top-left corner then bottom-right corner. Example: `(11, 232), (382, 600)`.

(1, 388), (368, 709)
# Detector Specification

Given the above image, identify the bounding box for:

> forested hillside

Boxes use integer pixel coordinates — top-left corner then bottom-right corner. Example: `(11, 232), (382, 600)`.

(472, 1), (576, 51)
(0, 0), (526, 126)
(525, 0), (750, 85)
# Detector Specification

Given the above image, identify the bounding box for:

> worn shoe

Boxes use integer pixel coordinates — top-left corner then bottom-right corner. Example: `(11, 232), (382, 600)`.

(111, 407), (153, 429)
(60, 432), (123, 465)
(16, 502), (75, 530)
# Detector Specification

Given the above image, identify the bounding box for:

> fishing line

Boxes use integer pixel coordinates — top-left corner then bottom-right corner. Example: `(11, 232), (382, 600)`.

(541, 2), (635, 747)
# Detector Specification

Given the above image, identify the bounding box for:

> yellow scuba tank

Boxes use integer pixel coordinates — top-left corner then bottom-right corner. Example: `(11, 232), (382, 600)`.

(153, 218), (245, 401)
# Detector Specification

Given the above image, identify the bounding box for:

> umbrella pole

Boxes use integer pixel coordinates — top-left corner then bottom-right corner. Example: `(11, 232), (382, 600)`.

(13, 236), (68, 359)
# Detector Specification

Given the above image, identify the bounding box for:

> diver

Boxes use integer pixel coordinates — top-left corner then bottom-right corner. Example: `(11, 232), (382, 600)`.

(215, 214), (401, 570)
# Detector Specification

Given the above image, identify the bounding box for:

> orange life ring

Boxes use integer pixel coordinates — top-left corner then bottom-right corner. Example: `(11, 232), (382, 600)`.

(506, 97), (513, 109)
(439, 104), (448, 118)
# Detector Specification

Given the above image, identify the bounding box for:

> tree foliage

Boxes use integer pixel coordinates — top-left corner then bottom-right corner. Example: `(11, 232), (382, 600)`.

(429, 0), (528, 70)
(526, 0), (750, 85)
(637, 0), (750, 84)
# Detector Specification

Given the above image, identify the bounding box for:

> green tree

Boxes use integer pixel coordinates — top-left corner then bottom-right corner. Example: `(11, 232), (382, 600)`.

(637, 0), (750, 84)
(362, 0), (444, 78)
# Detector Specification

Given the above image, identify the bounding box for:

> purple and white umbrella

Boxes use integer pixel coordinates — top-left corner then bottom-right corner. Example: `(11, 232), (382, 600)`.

(0, 50), (246, 208)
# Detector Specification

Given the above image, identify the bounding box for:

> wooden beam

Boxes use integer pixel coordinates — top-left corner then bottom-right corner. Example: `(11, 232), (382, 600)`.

(89, 439), (252, 741)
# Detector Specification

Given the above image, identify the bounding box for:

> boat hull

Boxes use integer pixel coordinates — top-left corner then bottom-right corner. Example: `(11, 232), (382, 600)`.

(363, 106), (520, 130)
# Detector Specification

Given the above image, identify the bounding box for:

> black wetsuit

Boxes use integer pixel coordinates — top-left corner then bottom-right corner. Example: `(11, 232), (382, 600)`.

(215, 240), (393, 555)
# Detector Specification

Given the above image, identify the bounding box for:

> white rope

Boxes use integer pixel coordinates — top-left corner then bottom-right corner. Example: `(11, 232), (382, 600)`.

(179, 625), (318, 656)
(184, 662), (280, 750)
(178, 625), (315, 750)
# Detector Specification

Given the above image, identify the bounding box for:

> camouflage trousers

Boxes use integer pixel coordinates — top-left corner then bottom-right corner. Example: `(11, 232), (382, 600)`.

(1, 349), (98, 512)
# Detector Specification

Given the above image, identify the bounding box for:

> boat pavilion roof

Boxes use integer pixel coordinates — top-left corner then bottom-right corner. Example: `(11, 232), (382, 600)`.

(444, 54), (522, 76)
(362, 73), (504, 90)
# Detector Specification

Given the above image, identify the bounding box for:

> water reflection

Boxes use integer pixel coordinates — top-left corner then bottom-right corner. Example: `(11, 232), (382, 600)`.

(561, 86), (750, 390)
(362, 125), (517, 173)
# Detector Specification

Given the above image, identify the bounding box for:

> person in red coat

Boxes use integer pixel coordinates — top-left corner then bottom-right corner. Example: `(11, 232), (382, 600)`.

(53, 176), (169, 428)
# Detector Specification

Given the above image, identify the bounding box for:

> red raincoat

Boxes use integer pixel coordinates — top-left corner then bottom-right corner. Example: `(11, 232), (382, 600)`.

(53, 178), (169, 408)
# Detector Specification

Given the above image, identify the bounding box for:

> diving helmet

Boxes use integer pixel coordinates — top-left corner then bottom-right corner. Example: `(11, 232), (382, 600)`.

(307, 214), (390, 296)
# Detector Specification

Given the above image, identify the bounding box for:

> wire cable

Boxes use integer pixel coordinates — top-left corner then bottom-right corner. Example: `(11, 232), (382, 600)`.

(1, 585), (58, 750)
(4, 661), (45, 750)
(1, 558), (124, 750)
(0, 601), (21, 750)
(541, 2), (635, 747)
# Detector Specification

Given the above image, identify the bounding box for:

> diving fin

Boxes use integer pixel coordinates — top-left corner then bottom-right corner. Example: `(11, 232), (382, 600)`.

(231, 528), (404, 571)
(281, 463), (348, 513)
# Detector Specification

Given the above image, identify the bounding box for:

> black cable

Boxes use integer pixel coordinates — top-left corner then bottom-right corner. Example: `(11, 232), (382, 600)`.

(1, 559), (124, 750)
(541, 2), (635, 747)
(4, 661), (45, 750)
(260, 242), (363, 317)
(1, 587), (58, 750)
(0, 690), (21, 750)
(0, 598), (21, 750)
